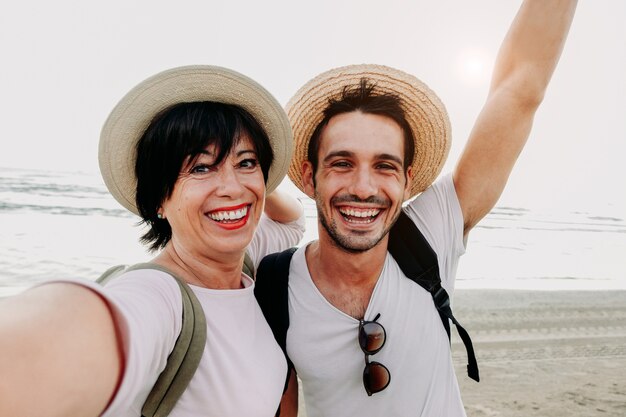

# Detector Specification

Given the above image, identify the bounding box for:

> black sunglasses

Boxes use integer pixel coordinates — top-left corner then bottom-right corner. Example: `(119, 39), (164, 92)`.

(359, 313), (391, 396)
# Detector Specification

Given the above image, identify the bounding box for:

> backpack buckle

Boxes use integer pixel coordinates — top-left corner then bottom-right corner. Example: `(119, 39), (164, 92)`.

(431, 284), (450, 309)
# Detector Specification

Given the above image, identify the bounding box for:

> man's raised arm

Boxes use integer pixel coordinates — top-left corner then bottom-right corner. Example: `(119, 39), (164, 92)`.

(453, 0), (578, 234)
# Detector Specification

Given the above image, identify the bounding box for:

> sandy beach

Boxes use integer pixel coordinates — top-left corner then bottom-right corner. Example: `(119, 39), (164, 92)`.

(453, 290), (626, 417)
(296, 290), (626, 417)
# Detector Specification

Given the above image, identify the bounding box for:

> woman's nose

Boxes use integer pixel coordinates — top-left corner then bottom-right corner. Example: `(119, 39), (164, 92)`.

(215, 166), (244, 197)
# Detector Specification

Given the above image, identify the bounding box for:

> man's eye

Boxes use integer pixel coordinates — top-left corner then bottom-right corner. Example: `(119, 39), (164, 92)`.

(240, 158), (258, 169)
(332, 161), (351, 168)
(377, 163), (398, 171)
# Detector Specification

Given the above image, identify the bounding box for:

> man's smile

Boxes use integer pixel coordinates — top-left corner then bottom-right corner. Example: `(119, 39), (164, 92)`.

(337, 206), (383, 224)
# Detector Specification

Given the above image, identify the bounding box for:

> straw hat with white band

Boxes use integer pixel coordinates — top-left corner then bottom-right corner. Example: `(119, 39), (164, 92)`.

(286, 64), (451, 199)
(99, 65), (293, 216)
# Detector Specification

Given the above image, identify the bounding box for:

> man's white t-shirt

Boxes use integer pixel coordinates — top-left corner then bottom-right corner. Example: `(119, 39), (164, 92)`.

(287, 174), (467, 417)
(53, 214), (305, 417)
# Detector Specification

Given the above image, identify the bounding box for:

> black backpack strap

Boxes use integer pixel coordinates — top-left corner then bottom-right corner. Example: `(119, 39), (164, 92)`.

(119, 263), (208, 417)
(254, 247), (297, 391)
(430, 283), (479, 381)
(388, 212), (479, 382)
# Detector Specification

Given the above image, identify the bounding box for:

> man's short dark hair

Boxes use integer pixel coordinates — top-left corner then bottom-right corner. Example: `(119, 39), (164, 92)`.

(307, 78), (415, 176)
(135, 101), (273, 251)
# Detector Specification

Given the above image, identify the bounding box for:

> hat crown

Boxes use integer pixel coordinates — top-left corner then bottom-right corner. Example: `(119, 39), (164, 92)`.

(286, 64), (451, 199)
(99, 65), (293, 215)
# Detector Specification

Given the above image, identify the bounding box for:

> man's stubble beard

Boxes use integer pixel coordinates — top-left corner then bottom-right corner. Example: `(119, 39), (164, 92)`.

(314, 191), (402, 254)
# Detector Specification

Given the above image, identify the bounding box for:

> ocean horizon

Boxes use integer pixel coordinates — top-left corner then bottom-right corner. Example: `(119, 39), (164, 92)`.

(1, 166), (625, 297)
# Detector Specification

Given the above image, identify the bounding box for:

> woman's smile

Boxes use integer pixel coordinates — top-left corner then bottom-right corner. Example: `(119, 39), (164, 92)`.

(206, 203), (252, 230)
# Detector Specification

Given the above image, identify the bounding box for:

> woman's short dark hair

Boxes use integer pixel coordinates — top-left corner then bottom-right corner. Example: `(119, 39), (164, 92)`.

(135, 101), (274, 251)
(307, 78), (415, 178)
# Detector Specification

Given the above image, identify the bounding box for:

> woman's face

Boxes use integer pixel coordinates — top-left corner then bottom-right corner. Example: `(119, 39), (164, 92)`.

(160, 133), (265, 260)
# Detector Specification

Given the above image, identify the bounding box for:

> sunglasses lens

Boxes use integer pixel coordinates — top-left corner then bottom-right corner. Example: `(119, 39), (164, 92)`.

(363, 361), (390, 395)
(359, 321), (386, 354)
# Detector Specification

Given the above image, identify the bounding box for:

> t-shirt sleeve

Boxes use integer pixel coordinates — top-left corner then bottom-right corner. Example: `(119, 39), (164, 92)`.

(101, 270), (183, 416)
(44, 271), (183, 416)
(402, 173), (466, 291)
(246, 211), (306, 270)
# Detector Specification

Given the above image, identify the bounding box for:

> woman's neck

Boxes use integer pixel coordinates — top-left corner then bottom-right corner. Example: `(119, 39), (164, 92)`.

(153, 242), (244, 290)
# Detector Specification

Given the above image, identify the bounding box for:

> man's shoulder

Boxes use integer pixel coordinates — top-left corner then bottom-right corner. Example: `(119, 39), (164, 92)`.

(284, 245), (309, 278)
(403, 173), (461, 223)
(406, 173), (456, 207)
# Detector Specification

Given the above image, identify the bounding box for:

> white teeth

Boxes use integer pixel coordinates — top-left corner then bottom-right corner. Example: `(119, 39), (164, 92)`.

(208, 206), (248, 222)
(339, 207), (381, 218)
(348, 217), (373, 224)
(337, 207), (381, 224)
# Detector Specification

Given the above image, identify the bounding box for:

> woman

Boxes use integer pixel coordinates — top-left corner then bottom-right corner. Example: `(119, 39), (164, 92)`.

(0, 66), (304, 416)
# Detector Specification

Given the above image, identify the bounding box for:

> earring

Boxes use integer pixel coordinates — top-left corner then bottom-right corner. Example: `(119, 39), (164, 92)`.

(157, 212), (163, 219)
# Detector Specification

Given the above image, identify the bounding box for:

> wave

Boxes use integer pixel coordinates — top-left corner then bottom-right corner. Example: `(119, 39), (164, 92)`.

(1, 166), (625, 292)
(0, 201), (131, 217)
(0, 167), (129, 217)
(3, 166), (625, 234)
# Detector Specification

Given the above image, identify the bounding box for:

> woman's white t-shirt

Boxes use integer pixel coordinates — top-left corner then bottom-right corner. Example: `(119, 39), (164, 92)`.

(56, 214), (305, 417)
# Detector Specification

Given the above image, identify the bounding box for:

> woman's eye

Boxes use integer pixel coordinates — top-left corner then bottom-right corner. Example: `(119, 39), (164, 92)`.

(190, 164), (214, 174)
(239, 158), (258, 169)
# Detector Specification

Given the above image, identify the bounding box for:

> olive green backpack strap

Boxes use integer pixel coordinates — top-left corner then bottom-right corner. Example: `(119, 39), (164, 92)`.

(242, 252), (255, 278)
(96, 263), (207, 417)
(96, 264), (128, 286)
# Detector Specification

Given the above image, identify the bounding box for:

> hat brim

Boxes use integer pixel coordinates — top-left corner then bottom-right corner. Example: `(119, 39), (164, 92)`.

(286, 64), (450, 199)
(99, 65), (292, 215)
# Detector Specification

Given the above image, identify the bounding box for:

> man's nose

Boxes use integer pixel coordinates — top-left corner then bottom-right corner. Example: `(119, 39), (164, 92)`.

(348, 167), (377, 200)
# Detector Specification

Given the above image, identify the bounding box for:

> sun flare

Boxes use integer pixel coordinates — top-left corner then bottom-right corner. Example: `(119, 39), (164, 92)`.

(456, 47), (492, 85)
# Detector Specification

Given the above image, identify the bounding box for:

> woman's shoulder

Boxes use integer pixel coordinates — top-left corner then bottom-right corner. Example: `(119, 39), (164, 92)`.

(106, 266), (183, 302)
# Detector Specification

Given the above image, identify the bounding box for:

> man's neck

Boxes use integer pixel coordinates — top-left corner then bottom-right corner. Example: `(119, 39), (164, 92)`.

(304, 233), (389, 319)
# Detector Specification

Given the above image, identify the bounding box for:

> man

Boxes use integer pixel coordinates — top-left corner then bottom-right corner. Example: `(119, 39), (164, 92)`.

(276, 1), (577, 416)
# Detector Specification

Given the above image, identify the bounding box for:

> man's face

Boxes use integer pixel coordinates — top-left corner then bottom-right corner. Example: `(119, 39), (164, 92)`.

(302, 111), (412, 253)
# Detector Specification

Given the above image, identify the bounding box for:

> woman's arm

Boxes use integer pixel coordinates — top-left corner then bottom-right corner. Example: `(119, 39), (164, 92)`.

(0, 283), (122, 417)
(278, 369), (299, 417)
(246, 189), (306, 269)
(264, 189), (304, 224)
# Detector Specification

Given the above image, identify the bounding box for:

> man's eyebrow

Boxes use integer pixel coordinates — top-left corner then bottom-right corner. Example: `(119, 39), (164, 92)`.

(377, 153), (403, 166)
(322, 150), (355, 163)
(322, 151), (403, 166)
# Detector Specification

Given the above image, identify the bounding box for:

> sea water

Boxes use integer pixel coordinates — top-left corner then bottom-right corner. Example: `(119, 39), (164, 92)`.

(1, 166), (624, 296)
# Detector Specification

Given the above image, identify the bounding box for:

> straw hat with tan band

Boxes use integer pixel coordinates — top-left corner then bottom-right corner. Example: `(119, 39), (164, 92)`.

(286, 64), (451, 199)
(99, 65), (293, 216)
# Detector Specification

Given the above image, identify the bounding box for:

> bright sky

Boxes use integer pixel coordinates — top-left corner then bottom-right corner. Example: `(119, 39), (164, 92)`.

(1, 0), (624, 214)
